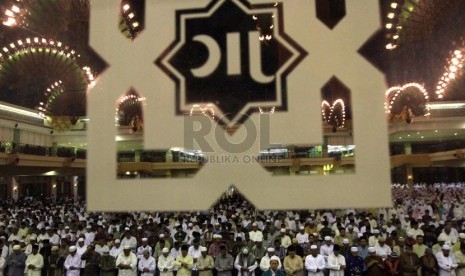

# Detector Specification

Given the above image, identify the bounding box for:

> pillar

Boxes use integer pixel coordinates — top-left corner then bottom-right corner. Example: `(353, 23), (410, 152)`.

(135, 149), (141, 162)
(404, 142), (412, 155)
(50, 176), (57, 201)
(7, 177), (19, 201)
(71, 176), (78, 200)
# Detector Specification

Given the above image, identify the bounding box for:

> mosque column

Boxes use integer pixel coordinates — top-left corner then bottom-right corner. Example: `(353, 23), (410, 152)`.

(71, 176), (79, 200)
(404, 142), (412, 155)
(6, 176), (19, 201)
(406, 165), (414, 185)
(135, 149), (141, 162)
(49, 176), (57, 200)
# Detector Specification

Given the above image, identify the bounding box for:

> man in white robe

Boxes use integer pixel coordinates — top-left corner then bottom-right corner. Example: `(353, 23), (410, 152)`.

(63, 246), (81, 276)
(305, 245), (325, 276)
(158, 248), (175, 276)
(138, 249), (156, 276)
(116, 245), (138, 276)
(437, 244), (458, 276)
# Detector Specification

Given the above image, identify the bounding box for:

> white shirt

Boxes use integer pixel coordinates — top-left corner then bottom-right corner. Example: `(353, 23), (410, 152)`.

(110, 245), (123, 258)
(296, 232), (309, 244)
(259, 254), (282, 271)
(138, 255), (156, 276)
(436, 252), (458, 276)
(137, 245), (153, 260)
(121, 236), (138, 250)
(249, 230), (263, 242)
(64, 253), (82, 276)
(305, 254), (325, 276)
(327, 254), (345, 276)
(116, 252), (138, 276)
(158, 254), (175, 276)
(76, 244), (87, 268)
(374, 244), (392, 260)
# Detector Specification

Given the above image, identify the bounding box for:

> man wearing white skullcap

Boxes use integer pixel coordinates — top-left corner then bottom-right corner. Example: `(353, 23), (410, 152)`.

(138, 249), (156, 276)
(260, 247), (282, 272)
(63, 246), (81, 276)
(364, 247), (385, 275)
(296, 226), (309, 245)
(158, 248), (175, 276)
(110, 239), (123, 258)
(116, 245), (138, 276)
(137, 238), (152, 260)
(304, 245), (325, 276)
(436, 244), (458, 275)
(197, 247), (214, 276)
(249, 223), (263, 243)
(234, 247), (257, 276)
(262, 256), (285, 276)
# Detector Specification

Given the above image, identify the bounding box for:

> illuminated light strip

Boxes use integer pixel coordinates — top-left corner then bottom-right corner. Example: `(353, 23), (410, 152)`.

(427, 102), (465, 110)
(259, 106), (275, 114)
(189, 104), (216, 118)
(384, 0), (421, 50)
(321, 99), (346, 128)
(435, 48), (464, 99)
(385, 82), (430, 116)
(0, 102), (44, 119)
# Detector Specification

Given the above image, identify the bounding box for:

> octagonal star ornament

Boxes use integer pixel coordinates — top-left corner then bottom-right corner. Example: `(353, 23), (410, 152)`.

(156, 0), (307, 129)
(87, 0), (392, 212)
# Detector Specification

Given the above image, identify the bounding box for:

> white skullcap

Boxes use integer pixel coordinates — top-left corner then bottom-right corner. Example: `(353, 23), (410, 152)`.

(69, 246), (77, 252)
(343, 238), (349, 244)
(142, 238), (148, 242)
(115, 239), (121, 244)
(45, 226), (51, 230)
(200, 247), (207, 252)
(459, 233), (465, 239)
(350, 247), (358, 252)
(310, 245), (318, 250)
(368, 247), (376, 253)
(242, 248), (249, 254)
(442, 244), (451, 251)
(373, 229), (379, 234)
(280, 228), (286, 233)
(324, 236), (331, 241)
(252, 222), (258, 227)
(270, 256), (280, 262)
(159, 234), (165, 238)
(78, 238), (85, 242)
(162, 247), (170, 253)
(267, 247), (275, 252)
(137, 226), (142, 230)
(12, 245), (21, 250)
(65, 226), (70, 229)
(86, 225), (92, 229)
(125, 227), (130, 231)
(124, 245), (131, 250)
(299, 226), (305, 230)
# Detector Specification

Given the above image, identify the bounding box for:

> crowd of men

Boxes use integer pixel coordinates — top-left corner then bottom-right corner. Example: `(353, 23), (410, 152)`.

(0, 183), (465, 275)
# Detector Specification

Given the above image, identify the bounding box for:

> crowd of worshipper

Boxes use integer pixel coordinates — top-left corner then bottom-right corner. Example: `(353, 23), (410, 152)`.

(1, 183), (465, 276)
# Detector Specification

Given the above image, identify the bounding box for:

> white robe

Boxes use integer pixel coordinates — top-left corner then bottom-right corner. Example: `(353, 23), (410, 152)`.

(64, 253), (81, 276)
(138, 256), (156, 276)
(327, 254), (345, 276)
(305, 255), (325, 276)
(158, 255), (175, 276)
(25, 253), (44, 276)
(437, 252), (458, 276)
(116, 252), (138, 276)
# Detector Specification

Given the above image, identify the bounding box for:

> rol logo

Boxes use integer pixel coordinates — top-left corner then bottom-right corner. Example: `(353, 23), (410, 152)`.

(156, 0), (307, 129)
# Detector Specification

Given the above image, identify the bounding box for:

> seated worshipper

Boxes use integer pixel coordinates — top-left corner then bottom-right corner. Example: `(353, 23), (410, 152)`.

(364, 247), (385, 275)
(100, 248), (117, 276)
(283, 245), (303, 276)
(262, 256), (285, 276)
(197, 247), (214, 276)
(116, 245), (138, 276)
(6, 244), (27, 276)
(25, 244), (43, 276)
(214, 245), (234, 276)
(138, 249), (156, 276)
(234, 247), (258, 276)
